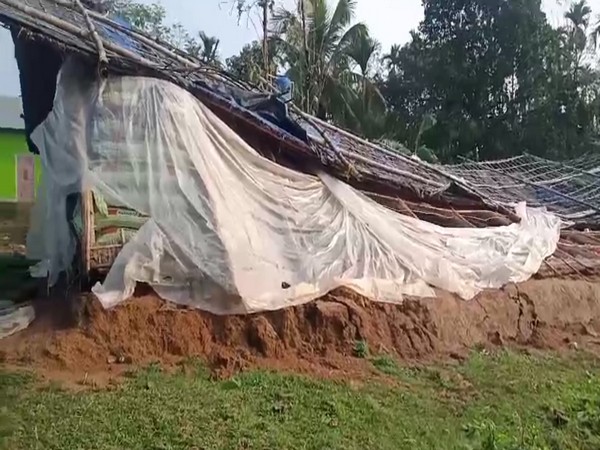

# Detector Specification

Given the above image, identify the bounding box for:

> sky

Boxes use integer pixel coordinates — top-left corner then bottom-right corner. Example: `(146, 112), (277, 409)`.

(0, 0), (598, 96)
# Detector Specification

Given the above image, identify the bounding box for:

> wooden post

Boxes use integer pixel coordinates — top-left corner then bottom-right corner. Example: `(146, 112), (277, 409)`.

(262, 0), (269, 76)
(299, 0), (309, 112)
(82, 190), (93, 275)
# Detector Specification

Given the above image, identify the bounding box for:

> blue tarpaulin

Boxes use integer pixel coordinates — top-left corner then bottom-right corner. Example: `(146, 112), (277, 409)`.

(99, 16), (140, 53)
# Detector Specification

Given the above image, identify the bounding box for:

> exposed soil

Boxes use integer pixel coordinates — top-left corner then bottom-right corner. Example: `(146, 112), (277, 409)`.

(2, 278), (600, 386)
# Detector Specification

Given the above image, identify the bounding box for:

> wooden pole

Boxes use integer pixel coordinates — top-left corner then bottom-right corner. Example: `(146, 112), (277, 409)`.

(299, 0), (309, 112)
(0, 0), (158, 68)
(73, 0), (108, 66)
(55, 0), (201, 69)
(262, 0), (269, 76)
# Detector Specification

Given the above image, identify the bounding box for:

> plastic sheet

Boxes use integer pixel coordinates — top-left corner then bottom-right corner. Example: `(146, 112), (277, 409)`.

(28, 59), (562, 314)
(0, 301), (35, 340)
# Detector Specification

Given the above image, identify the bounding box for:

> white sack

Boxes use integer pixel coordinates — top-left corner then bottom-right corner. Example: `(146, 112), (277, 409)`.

(29, 59), (562, 314)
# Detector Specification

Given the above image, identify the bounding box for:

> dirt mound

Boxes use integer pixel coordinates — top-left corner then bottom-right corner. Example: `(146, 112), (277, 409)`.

(2, 279), (600, 381)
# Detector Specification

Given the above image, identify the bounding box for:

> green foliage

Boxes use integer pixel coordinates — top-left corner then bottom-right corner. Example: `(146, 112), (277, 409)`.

(226, 39), (281, 83)
(230, 0), (275, 20)
(371, 354), (401, 375)
(270, 0), (386, 134)
(106, 0), (221, 64)
(2, 352), (600, 449)
(186, 31), (221, 65)
(106, 0), (172, 40)
(353, 339), (369, 358)
(103, 0), (600, 162)
(379, 0), (600, 162)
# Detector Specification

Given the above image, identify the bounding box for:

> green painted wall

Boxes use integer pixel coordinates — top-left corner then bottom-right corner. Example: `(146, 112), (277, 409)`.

(0, 130), (42, 202)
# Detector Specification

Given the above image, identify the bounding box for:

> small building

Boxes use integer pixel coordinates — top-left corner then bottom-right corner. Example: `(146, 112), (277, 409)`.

(0, 95), (40, 202)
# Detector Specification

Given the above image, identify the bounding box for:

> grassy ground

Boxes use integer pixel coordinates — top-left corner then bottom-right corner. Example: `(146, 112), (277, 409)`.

(1, 350), (600, 450)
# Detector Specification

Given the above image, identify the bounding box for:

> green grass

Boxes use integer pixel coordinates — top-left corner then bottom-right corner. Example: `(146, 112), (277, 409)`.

(1, 351), (600, 449)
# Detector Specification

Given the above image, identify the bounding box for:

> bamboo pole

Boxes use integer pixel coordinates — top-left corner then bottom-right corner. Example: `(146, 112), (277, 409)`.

(55, 0), (263, 93)
(305, 112), (519, 219)
(73, 0), (108, 65)
(55, 0), (203, 70)
(1, 0), (516, 219)
(290, 105), (359, 179)
(82, 191), (93, 274)
(0, 0), (158, 68)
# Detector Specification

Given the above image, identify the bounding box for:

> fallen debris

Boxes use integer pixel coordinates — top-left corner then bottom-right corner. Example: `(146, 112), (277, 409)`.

(0, 300), (35, 340)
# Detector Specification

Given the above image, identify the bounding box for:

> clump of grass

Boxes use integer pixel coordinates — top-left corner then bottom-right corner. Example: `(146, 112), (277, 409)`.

(371, 354), (400, 375)
(463, 419), (515, 450)
(353, 340), (369, 358)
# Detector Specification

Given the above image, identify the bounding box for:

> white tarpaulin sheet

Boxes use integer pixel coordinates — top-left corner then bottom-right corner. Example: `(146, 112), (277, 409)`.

(28, 59), (561, 314)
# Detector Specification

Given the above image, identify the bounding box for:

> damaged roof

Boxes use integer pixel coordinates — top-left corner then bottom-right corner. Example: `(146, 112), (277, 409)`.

(0, 0), (598, 227)
(0, 0), (510, 212)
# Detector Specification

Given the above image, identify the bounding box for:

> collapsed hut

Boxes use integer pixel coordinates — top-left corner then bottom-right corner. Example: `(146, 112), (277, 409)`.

(0, 0), (599, 315)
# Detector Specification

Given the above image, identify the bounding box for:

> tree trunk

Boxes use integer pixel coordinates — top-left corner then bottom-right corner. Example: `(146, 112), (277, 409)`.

(299, 0), (310, 111)
(262, 0), (269, 76)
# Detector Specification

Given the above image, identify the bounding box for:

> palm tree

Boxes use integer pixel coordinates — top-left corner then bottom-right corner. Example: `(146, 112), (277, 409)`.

(199, 32), (221, 64)
(383, 44), (402, 75)
(338, 33), (387, 137)
(564, 0), (592, 71)
(186, 31), (221, 65)
(565, 0), (592, 30)
(271, 0), (384, 128)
